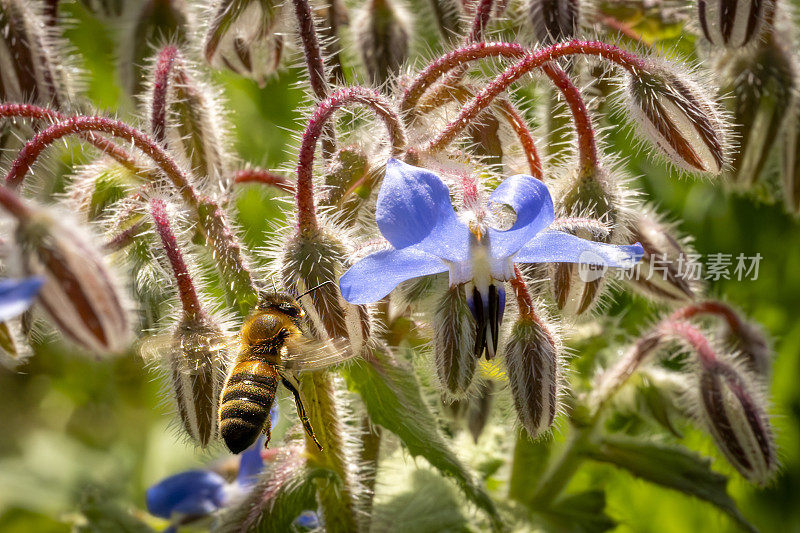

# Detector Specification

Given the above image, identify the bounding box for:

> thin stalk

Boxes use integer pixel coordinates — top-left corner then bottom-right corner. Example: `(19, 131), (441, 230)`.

(233, 168), (295, 193)
(510, 265), (536, 320)
(104, 220), (148, 252)
(296, 86), (407, 233)
(301, 371), (360, 533)
(468, 0), (495, 43)
(149, 198), (203, 320)
(496, 98), (543, 178)
(669, 301), (743, 336)
(529, 429), (592, 505)
(358, 416), (382, 526)
(150, 45), (181, 145)
(0, 186), (33, 220)
(422, 41), (643, 152)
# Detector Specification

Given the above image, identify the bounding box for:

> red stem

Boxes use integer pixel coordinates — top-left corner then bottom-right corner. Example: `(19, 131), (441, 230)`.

(510, 265), (535, 320)
(657, 320), (718, 368)
(4, 115), (198, 206)
(234, 168), (295, 193)
(104, 220), (148, 252)
(151, 45), (181, 145)
(291, 0), (328, 101)
(422, 41), (642, 152)
(296, 86), (407, 232)
(0, 103), (142, 172)
(0, 186), (32, 220)
(468, 0), (495, 43)
(496, 98), (542, 178)
(669, 301), (744, 337)
(150, 198), (204, 319)
(540, 63), (598, 173)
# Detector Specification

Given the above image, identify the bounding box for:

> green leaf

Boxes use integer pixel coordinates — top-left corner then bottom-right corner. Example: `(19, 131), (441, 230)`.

(539, 490), (616, 533)
(585, 435), (756, 532)
(342, 350), (502, 531)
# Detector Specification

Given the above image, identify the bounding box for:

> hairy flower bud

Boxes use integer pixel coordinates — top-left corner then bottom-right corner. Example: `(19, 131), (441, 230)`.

(624, 63), (727, 174)
(167, 314), (228, 447)
(550, 167), (624, 315)
(696, 360), (777, 485)
(434, 285), (477, 396)
(527, 0), (580, 44)
(504, 315), (559, 438)
(697, 0), (770, 48)
(354, 0), (411, 87)
(0, 0), (70, 106)
(14, 207), (131, 354)
(125, 0), (189, 94)
(721, 35), (796, 189)
(625, 208), (700, 302)
(726, 318), (771, 379)
(203, 0), (286, 87)
(280, 228), (371, 356)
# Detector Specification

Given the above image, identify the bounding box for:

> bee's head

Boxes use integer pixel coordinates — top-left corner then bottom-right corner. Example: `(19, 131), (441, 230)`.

(256, 291), (304, 323)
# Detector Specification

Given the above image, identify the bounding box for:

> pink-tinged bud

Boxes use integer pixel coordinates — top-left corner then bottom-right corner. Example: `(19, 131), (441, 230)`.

(14, 208), (131, 355)
(527, 0), (580, 44)
(697, 0), (770, 48)
(434, 285), (478, 396)
(166, 315), (228, 447)
(696, 360), (777, 485)
(504, 315), (560, 438)
(550, 167), (625, 315)
(354, 0), (411, 87)
(624, 63), (728, 174)
(721, 36), (796, 189)
(280, 228), (371, 356)
(125, 0), (190, 94)
(728, 320), (771, 379)
(203, 0), (286, 86)
(625, 208), (701, 303)
(0, 0), (71, 106)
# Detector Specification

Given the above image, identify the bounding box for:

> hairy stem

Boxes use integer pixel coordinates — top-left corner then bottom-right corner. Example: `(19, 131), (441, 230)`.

(104, 220), (148, 252)
(150, 45), (181, 145)
(468, 0), (495, 43)
(149, 198), (203, 320)
(510, 265), (536, 320)
(669, 301), (743, 336)
(296, 86), (407, 232)
(301, 371), (360, 533)
(496, 98), (543, 178)
(234, 168), (295, 193)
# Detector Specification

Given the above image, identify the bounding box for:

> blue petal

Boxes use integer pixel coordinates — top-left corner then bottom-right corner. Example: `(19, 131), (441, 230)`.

(377, 159), (470, 262)
(237, 436), (266, 486)
(487, 175), (555, 259)
(146, 470), (228, 519)
(0, 277), (44, 322)
(339, 246), (448, 304)
(514, 231), (644, 267)
(294, 510), (320, 529)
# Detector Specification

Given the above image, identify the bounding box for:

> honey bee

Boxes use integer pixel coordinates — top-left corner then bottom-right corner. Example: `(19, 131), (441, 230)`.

(219, 285), (351, 454)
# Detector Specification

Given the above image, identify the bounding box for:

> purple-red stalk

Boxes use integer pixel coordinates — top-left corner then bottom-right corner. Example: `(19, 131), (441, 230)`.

(296, 86), (407, 232)
(233, 168), (295, 193)
(151, 45), (181, 145)
(422, 41), (643, 152)
(104, 220), (148, 252)
(150, 198), (204, 320)
(669, 301), (744, 337)
(658, 319), (718, 369)
(510, 265), (536, 320)
(468, 0), (495, 43)
(496, 98), (542, 178)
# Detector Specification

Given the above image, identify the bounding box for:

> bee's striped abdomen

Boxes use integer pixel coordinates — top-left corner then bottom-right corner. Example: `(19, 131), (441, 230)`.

(219, 360), (279, 454)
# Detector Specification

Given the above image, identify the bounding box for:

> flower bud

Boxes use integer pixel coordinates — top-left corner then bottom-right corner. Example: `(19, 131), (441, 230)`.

(504, 315), (559, 438)
(696, 360), (777, 485)
(623, 63), (727, 174)
(280, 228), (371, 356)
(125, 0), (190, 94)
(203, 0), (286, 87)
(550, 167), (624, 315)
(697, 0), (770, 49)
(527, 0), (580, 44)
(625, 208), (700, 302)
(14, 207), (131, 355)
(354, 0), (411, 87)
(428, 0), (463, 43)
(434, 285), (477, 396)
(721, 36), (796, 189)
(0, 0), (70, 106)
(167, 314), (228, 447)
(726, 319), (771, 379)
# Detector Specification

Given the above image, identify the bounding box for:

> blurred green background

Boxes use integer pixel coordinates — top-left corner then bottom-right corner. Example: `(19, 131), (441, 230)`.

(1, 2), (799, 532)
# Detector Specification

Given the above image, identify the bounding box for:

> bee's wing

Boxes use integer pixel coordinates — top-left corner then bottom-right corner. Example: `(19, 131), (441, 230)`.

(279, 336), (355, 371)
(138, 332), (237, 373)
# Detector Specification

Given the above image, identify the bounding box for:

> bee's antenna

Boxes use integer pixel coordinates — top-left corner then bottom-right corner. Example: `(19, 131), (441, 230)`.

(296, 280), (334, 300)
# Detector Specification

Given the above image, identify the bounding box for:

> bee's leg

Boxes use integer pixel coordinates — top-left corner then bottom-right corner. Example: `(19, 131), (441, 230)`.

(281, 375), (323, 451)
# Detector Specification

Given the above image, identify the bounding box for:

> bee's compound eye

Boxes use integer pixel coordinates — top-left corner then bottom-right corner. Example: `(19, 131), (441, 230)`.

(278, 303), (301, 318)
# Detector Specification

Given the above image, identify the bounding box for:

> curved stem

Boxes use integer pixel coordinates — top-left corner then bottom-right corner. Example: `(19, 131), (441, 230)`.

(234, 168), (295, 193)
(151, 45), (181, 145)
(4, 115), (198, 206)
(0, 186), (32, 220)
(402, 40), (643, 116)
(149, 198), (203, 320)
(669, 301), (743, 336)
(422, 41), (642, 152)
(540, 63), (598, 173)
(0, 103), (143, 173)
(657, 319), (718, 369)
(296, 86), (407, 232)
(495, 98), (543, 178)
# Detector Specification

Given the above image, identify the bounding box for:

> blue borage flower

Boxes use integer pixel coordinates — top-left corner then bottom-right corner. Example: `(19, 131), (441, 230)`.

(0, 277), (44, 322)
(145, 405), (278, 530)
(339, 159), (644, 357)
